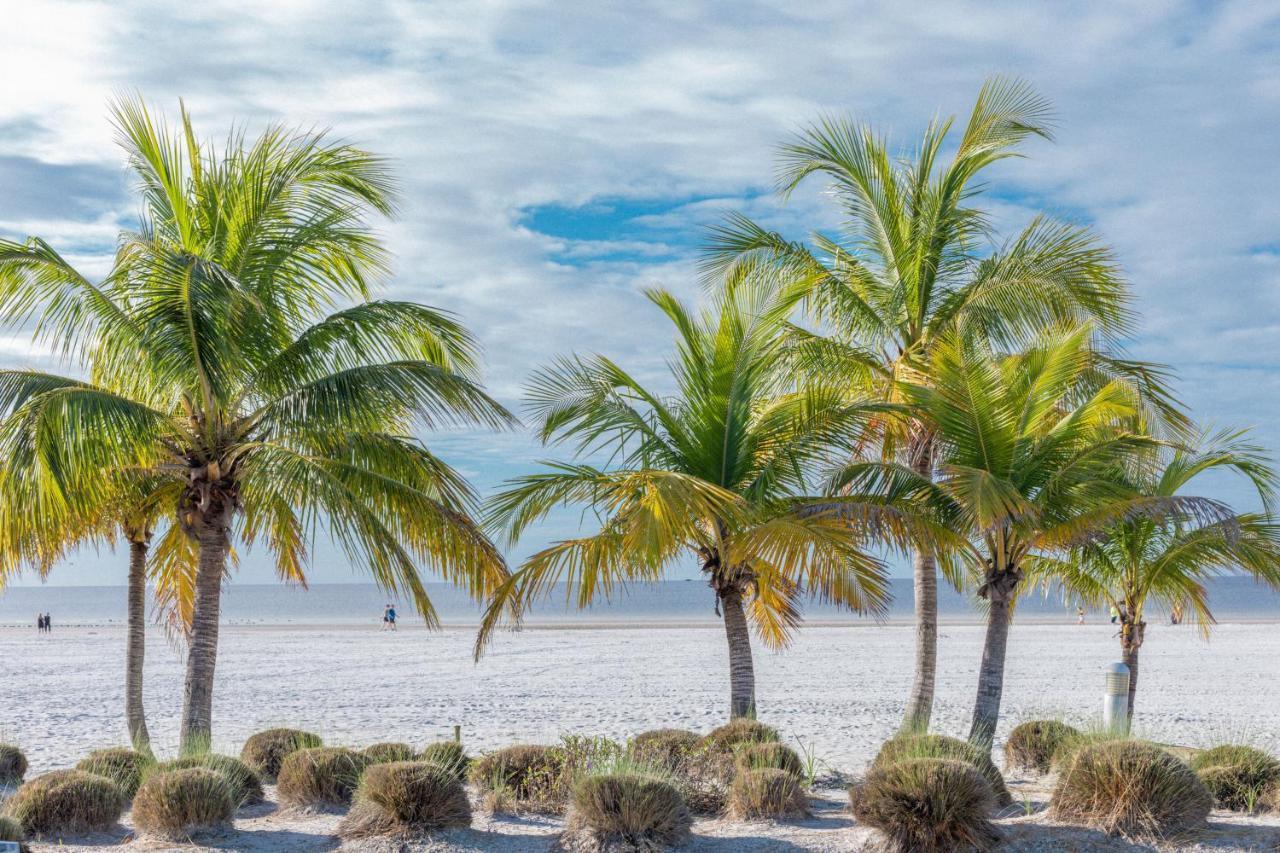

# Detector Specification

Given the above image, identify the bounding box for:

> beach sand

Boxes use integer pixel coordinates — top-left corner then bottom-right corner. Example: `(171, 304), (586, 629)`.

(3, 619), (1280, 849)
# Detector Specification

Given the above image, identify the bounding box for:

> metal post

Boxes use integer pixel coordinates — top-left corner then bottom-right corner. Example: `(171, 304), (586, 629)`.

(453, 724), (462, 744)
(1103, 662), (1130, 734)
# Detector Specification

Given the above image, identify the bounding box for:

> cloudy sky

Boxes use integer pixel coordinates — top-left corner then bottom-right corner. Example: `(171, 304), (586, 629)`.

(5, 1), (1279, 586)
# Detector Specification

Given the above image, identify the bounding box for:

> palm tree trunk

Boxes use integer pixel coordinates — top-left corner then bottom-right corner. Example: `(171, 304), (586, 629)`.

(125, 537), (150, 751)
(179, 517), (229, 753)
(901, 435), (937, 733)
(721, 586), (757, 719)
(1120, 620), (1145, 725)
(968, 586), (1013, 747)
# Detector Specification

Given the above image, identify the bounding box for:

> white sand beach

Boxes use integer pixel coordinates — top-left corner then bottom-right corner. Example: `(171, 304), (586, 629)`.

(5, 619), (1280, 850)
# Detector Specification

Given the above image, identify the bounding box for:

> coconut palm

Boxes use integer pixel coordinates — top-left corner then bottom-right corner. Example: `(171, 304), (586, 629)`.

(701, 77), (1170, 732)
(833, 326), (1210, 746)
(478, 276), (919, 718)
(1045, 431), (1280, 719)
(0, 98), (514, 750)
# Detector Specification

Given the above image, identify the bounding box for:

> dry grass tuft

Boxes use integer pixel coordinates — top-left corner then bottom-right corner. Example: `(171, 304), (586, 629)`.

(470, 744), (568, 813)
(131, 768), (234, 841)
(0, 745), (27, 786)
(2, 769), (125, 837)
(159, 754), (264, 807)
(0, 814), (30, 853)
(699, 719), (779, 755)
(735, 742), (804, 778)
(564, 772), (691, 852)
(872, 734), (1012, 807)
(1003, 720), (1080, 774)
(362, 742), (417, 765)
(75, 747), (151, 798)
(726, 767), (809, 820)
(338, 761), (471, 839)
(849, 757), (999, 853)
(238, 728), (323, 783)
(276, 747), (370, 809)
(626, 730), (701, 773)
(1189, 745), (1280, 812)
(418, 741), (470, 782)
(1050, 739), (1211, 838)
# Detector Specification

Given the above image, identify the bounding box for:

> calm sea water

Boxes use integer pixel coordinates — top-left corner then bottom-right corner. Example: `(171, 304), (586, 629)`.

(2, 577), (1278, 627)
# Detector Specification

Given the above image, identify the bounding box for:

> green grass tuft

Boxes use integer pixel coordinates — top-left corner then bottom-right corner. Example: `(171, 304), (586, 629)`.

(74, 747), (152, 798)
(2, 769), (125, 838)
(131, 768), (234, 841)
(276, 747), (370, 809)
(0, 745), (27, 787)
(727, 767), (809, 820)
(850, 757), (1000, 853)
(872, 734), (1012, 807)
(157, 754), (264, 808)
(1003, 720), (1081, 774)
(339, 761), (471, 839)
(239, 728), (323, 783)
(565, 772), (691, 851)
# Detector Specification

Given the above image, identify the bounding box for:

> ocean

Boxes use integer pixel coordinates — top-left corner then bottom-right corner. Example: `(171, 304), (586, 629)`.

(2, 577), (1278, 627)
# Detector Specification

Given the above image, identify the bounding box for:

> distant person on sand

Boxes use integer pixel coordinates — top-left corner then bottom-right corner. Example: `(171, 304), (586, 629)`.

(36, 613), (43, 632)
(1076, 605), (1086, 625)
(1109, 605), (1119, 624)
(386, 605), (397, 631)
(44, 612), (51, 633)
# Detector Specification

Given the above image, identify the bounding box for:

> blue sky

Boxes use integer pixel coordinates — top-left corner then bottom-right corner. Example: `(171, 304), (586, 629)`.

(4, 1), (1280, 585)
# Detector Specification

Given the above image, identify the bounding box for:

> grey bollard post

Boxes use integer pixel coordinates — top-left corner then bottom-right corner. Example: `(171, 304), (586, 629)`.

(1102, 662), (1130, 733)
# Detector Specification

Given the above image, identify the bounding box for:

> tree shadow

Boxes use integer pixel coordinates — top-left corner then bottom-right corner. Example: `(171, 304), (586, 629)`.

(199, 826), (341, 851)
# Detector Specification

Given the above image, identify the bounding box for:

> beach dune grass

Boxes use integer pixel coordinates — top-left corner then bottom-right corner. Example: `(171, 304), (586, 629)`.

(872, 734), (1013, 807)
(727, 767), (809, 820)
(565, 772), (691, 852)
(1189, 744), (1280, 812)
(159, 754), (264, 808)
(850, 757), (1000, 853)
(0, 815), (29, 853)
(2, 769), (125, 838)
(418, 741), (470, 782)
(627, 729), (702, 773)
(470, 744), (567, 813)
(363, 742), (417, 765)
(1004, 720), (1081, 774)
(239, 728), (323, 783)
(276, 747), (370, 809)
(339, 761), (471, 839)
(75, 747), (152, 798)
(1050, 740), (1212, 838)
(735, 742), (805, 777)
(131, 768), (234, 841)
(627, 730), (735, 817)
(0, 745), (27, 787)
(700, 720), (780, 754)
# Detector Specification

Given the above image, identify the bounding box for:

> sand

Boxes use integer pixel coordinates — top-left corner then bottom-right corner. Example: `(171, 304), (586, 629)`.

(3, 619), (1280, 849)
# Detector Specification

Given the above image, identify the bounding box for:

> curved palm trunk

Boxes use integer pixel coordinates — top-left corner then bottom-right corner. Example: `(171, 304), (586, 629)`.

(179, 517), (229, 753)
(1120, 619), (1145, 726)
(901, 435), (937, 733)
(125, 537), (150, 750)
(721, 587), (757, 719)
(968, 568), (1020, 748)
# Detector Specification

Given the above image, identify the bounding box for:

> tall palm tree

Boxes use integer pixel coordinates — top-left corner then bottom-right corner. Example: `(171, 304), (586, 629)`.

(478, 277), (915, 718)
(835, 326), (1206, 746)
(0, 99), (514, 751)
(1046, 431), (1280, 719)
(702, 77), (1164, 732)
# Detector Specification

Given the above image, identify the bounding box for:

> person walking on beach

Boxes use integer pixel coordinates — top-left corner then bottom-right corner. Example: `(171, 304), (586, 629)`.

(386, 605), (397, 631)
(1076, 605), (1086, 625)
(1109, 605), (1119, 624)
(44, 612), (51, 633)
(36, 613), (43, 633)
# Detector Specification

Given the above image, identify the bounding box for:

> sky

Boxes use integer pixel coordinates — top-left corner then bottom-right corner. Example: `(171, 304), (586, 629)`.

(3, 1), (1279, 586)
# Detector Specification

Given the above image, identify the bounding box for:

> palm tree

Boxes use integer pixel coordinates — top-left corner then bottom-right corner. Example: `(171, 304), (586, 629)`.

(0, 98), (514, 751)
(1046, 431), (1280, 720)
(701, 77), (1158, 732)
(478, 277), (915, 718)
(834, 326), (1209, 746)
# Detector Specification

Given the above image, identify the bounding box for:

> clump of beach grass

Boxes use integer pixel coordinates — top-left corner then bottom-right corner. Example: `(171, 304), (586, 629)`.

(563, 770), (691, 852)
(627, 730), (702, 773)
(363, 742), (417, 765)
(735, 742), (804, 778)
(1189, 744), (1280, 812)
(726, 767), (809, 820)
(418, 741), (470, 783)
(0, 815), (30, 853)
(338, 760), (471, 839)
(470, 744), (568, 813)
(239, 728), (323, 783)
(626, 729), (732, 816)
(2, 769), (126, 838)
(276, 747), (370, 809)
(1050, 739), (1211, 838)
(158, 754), (264, 807)
(871, 733), (1012, 807)
(131, 768), (234, 841)
(1003, 720), (1081, 774)
(699, 719), (779, 755)
(0, 745), (27, 786)
(849, 757), (999, 853)
(75, 747), (152, 798)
